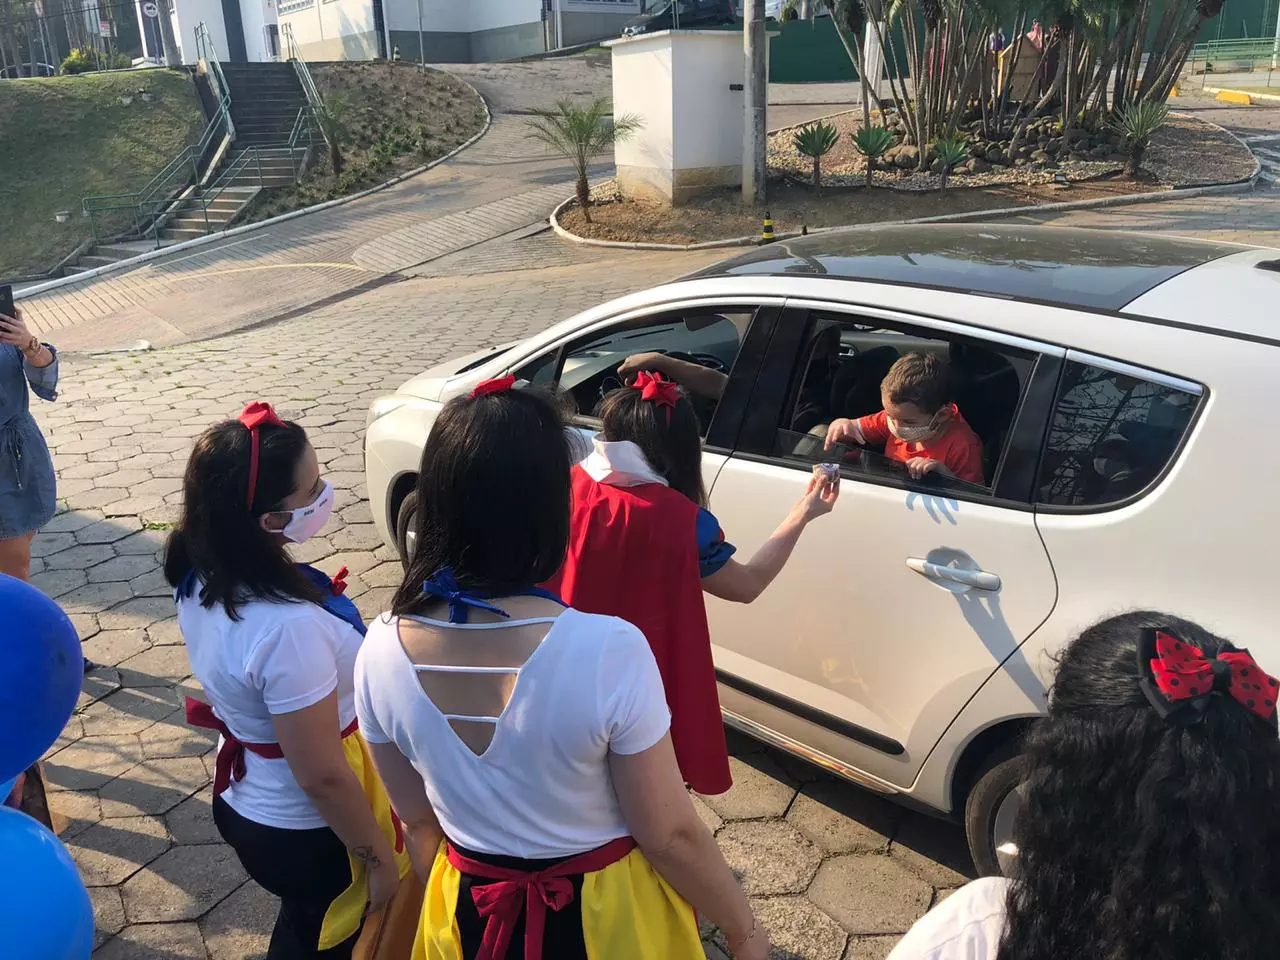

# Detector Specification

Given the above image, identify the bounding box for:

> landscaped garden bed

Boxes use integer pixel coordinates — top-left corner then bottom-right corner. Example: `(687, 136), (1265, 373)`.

(246, 61), (487, 223)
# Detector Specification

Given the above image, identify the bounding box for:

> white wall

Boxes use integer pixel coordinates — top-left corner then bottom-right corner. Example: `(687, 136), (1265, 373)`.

(382, 0), (466, 37)
(172, 0), (230, 63)
(281, 0), (376, 55)
(468, 0), (540, 33)
(238, 0), (278, 60)
(670, 31), (743, 169)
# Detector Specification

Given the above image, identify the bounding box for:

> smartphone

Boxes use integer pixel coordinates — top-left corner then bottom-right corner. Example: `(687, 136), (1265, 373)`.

(0, 284), (13, 321)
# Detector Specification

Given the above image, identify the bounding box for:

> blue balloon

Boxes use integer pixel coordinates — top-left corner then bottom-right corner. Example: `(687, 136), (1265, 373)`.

(0, 774), (17, 805)
(0, 806), (93, 958)
(0, 575), (82, 782)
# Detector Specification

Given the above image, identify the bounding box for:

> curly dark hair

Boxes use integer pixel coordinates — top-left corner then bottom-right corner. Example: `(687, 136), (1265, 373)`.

(998, 610), (1280, 960)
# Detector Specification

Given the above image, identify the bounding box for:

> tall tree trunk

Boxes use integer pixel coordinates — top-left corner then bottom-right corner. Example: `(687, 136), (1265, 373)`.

(812, 156), (821, 190)
(1125, 141), (1145, 177)
(576, 172), (591, 223)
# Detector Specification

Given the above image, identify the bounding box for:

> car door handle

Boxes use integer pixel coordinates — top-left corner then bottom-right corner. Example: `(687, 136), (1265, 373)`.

(906, 558), (1002, 592)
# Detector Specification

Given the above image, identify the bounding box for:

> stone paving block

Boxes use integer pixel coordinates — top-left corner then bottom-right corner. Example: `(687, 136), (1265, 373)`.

(362, 561), (407, 588)
(145, 618), (184, 645)
(52, 714), (86, 753)
(67, 814), (171, 886)
(355, 586), (396, 619)
(33, 530), (77, 557)
(89, 885), (127, 949)
(166, 787), (220, 845)
(78, 666), (123, 711)
(81, 686), (181, 737)
(75, 517), (142, 544)
(288, 536), (335, 563)
(328, 523), (382, 552)
(49, 789), (103, 839)
(691, 794), (723, 835)
(141, 708), (217, 759)
(698, 755), (799, 822)
(42, 542), (115, 569)
(752, 896), (848, 960)
(99, 756), (207, 817)
(121, 843), (248, 922)
(59, 581), (134, 613)
(60, 460), (122, 480)
(119, 645), (193, 687)
(88, 554), (161, 583)
(29, 566), (88, 599)
(808, 855), (933, 935)
(95, 921), (209, 959)
(201, 879), (275, 960)
(129, 568), (173, 597)
(43, 733), (142, 791)
(888, 815), (976, 890)
(844, 935), (901, 959)
(98, 596), (177, 630)
(787, 777), (899, 856)
(113, 530), (169, 556)
(104, 496), (169, 518)
(81, 629), (151, 667)
(314, 551), (380, 577)
(716, 820), (823, 896)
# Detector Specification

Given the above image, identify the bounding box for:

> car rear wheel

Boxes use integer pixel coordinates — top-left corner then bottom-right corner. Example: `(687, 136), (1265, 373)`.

(964, 753), (1024, 877)
(395, 490), (418, 567)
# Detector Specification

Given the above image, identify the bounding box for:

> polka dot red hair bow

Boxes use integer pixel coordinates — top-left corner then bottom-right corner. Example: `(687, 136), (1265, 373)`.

(631, 370), (680, 410)
(1138, 628), (1279, 727)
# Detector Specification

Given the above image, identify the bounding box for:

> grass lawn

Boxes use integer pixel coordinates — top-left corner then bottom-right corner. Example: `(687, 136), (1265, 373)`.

(248, 62), (486, 223)
(0, 69), (206, 280)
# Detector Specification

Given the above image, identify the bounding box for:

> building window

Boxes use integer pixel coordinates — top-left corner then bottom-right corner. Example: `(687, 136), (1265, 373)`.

(278, 0), (314, 15)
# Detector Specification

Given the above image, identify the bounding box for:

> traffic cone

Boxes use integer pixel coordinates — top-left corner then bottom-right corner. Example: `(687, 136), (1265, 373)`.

(761, 212), (775, 243)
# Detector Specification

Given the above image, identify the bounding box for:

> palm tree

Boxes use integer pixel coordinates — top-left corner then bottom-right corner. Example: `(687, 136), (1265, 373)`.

(1112, 100), (1169, 178)
(932, 135), (969, 191)
(313, 92), (354, 177)
(852, 126), (895, 186)
(794, 122), (840, 192)
(525, 97), (643, 223)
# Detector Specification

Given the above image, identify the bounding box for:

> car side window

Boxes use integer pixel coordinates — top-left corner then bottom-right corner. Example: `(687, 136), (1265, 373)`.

(1035, 360), (1200, 508)
(768, 315), (1034, 495)
(513, 308), (755, 437)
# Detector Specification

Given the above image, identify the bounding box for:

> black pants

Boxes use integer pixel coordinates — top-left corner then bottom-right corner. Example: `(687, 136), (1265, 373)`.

(213, 796), (359, 960)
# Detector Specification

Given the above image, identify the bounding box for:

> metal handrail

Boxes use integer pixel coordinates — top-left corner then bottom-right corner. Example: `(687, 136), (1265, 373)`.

(1186, 37), (1278, 85)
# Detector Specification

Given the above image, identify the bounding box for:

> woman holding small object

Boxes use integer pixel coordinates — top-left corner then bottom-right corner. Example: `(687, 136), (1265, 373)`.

(547, 372), (839, 795)
(164, 402), (411, 960)
(0, 306), (60, 584)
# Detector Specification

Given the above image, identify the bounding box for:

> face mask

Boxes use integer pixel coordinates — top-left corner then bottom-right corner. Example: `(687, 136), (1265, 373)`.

(887, 413), (940, 444)
(277, 480), (334, 544)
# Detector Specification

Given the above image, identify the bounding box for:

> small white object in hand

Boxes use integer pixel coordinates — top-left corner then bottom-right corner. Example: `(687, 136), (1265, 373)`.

(813, 463), (840, 483)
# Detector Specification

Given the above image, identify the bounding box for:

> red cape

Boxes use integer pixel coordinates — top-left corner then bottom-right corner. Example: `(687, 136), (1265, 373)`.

(545, 466), (732, 795)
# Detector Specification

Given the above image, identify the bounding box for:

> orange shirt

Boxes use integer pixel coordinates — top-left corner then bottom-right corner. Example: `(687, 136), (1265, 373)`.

(853, 407), (986, 485)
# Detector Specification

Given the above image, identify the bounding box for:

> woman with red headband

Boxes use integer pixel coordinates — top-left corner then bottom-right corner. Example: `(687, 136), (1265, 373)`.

(547, 373), (839, 795)
(163, 403), (410, 959)
(355, 378), (769, 960)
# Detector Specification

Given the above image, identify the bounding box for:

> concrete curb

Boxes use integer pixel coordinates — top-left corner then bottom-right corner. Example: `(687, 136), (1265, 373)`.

(18, 74), (493, 301)
(551, 114), (1263, 252)
(1204, 85), (1280, 105)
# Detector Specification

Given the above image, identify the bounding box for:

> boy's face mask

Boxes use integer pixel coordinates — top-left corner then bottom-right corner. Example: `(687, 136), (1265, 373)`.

(887, 409), (944, 443)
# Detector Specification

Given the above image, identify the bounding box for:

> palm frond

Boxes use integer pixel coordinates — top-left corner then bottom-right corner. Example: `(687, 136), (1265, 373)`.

(793, 121), (840, 158)
(852, 125), (896, 158)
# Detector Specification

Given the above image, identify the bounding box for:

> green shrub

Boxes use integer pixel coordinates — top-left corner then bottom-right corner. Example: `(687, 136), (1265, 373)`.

(793, 121), (840, 191)
(60, 47), (131, 74)
(852, 126), (895, 185)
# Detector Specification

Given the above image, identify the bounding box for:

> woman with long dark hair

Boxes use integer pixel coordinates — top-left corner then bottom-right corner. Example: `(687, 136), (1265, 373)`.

(546, 373), (839, 795)
(354, 379), (770, 959)
(164, 403), (408, 959)
(887, 610), (1280, 960)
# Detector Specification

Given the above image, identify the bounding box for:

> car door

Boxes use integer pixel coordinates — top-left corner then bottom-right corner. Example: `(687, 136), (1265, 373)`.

(703, 301), (1061, 790)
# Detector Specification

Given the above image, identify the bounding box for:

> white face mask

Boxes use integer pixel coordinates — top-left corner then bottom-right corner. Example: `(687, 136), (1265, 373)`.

(277, 480), (334, 543)
(887, 413), (940, 444)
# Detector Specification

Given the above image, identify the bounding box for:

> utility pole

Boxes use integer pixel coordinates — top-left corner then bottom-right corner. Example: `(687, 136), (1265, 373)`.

(742, 0), (766, 205)
(158, 0), (180, 65)
(798, 0), (811, 19)
(415, 0), (424, 67)
(554, 0), (563, 49)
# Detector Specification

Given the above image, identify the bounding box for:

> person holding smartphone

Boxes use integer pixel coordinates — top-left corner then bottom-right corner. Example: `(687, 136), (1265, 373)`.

(0, 298), (60, 583)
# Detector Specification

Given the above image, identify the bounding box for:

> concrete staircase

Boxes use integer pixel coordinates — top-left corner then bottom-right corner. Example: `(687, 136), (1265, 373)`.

(221, 62), (311, 147)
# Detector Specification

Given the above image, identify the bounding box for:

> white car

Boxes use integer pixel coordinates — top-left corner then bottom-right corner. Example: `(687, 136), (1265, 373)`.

(364, 224), (1280, 874)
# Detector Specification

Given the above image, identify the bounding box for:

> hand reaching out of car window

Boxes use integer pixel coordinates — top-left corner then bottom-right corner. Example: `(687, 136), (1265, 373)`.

(906, 457), (951, 481)
(824, 418), (858, 451)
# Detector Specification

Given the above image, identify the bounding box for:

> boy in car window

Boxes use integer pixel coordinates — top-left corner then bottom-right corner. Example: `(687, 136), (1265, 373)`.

(824, 353), (985, 485)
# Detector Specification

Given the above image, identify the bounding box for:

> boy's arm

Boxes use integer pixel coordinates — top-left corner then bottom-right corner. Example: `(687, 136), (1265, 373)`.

(826, 411), (889, 450)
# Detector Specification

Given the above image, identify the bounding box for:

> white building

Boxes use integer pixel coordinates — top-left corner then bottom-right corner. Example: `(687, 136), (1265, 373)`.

(280, 0), (645, 63)
(136, 0), (280, 64)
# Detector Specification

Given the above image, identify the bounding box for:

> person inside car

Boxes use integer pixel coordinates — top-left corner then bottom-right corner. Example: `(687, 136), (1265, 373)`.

(546, 373), (838, 796)
(885, 610), (1280, 960)
(823, 352), (985, 485)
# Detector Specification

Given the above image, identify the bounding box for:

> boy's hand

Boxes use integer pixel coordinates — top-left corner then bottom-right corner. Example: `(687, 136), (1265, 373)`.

(824, 418), (855, 451)
(906, 457), (951, 480)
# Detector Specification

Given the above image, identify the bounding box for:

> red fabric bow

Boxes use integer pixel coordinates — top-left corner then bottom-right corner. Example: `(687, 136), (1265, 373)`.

(1149, 630), (1279, 720)
(238, 402), (287, 510)
(331, 566), (349, 596)
(471, 375), (516, 398)
(631, 370), (680, 410)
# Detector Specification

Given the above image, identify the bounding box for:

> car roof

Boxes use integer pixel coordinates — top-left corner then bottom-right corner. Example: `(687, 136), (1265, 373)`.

(690, 224), (1274, 326)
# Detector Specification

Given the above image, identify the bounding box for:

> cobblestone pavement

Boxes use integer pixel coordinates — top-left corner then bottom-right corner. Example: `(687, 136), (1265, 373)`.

(22, 60), (1280, 960)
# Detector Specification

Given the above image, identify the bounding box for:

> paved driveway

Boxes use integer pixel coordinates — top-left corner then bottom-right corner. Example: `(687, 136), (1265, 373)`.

(19, 59), (1280, 960)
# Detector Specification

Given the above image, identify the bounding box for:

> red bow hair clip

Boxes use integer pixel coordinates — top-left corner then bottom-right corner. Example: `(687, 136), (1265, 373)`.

(471, 375), (516, 398)
(630, 370), (681, 415)
(239, 402), (287, 510)
(1138, 628), (1280, 728)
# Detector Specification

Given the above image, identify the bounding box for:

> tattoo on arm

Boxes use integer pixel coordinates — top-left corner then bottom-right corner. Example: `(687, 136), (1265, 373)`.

(352, 845), (382, 868)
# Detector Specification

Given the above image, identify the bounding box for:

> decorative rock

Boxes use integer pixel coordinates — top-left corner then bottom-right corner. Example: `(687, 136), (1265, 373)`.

(1013, 157), (1028, 166)
(1090, 144), (1111, 159)
(1030, 149), (1049, 164)
(894, 145), (920, 169)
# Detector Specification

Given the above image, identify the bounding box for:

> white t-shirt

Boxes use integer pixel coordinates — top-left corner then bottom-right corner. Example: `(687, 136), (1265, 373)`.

(886, 877), (1010, 960)
(178, 590), (364, 829)
(354, 608), (671, 859)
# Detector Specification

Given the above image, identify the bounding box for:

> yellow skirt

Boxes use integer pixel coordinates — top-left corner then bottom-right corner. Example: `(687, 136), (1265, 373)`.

(412, 842), (705, 960)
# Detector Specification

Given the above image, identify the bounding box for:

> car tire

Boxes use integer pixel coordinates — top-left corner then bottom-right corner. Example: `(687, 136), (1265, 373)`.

(964, 752), (1024, 878)
(395, 490), (418, 568)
